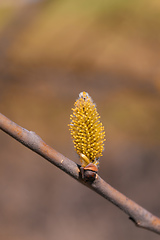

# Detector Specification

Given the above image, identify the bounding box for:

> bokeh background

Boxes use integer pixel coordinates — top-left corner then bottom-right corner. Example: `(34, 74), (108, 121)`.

(0, 0), (160, 239)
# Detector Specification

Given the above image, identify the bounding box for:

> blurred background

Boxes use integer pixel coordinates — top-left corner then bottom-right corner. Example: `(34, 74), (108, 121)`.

(0, 0), (160, 239)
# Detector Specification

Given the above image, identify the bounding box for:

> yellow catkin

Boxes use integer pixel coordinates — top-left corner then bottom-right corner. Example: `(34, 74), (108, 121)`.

(69, 92), (106, 167)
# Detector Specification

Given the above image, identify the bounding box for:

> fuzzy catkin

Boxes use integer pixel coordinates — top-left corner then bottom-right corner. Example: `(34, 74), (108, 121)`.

(69, 92), (105, 167)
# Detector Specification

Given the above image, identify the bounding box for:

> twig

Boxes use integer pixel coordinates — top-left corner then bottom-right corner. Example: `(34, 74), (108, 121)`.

(0, 112), (160, 235)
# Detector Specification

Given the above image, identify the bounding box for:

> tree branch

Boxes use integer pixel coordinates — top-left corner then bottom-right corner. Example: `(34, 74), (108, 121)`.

(0, 113), (160, 235)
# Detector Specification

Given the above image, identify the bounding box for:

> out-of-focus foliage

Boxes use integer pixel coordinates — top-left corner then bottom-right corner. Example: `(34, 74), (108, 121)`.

(5, 0), (160, 82)
(0, 5), (15, 31)
(0, 1), (160, 240)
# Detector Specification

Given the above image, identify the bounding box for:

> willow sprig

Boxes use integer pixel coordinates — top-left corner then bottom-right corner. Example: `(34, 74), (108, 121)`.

(69, 92), (106, 168)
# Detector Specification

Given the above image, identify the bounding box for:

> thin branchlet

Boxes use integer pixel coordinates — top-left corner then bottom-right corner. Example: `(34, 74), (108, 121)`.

(0, 113), (160, 234)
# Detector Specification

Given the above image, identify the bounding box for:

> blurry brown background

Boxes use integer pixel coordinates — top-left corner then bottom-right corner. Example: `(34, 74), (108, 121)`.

(0, 0), (160, 239)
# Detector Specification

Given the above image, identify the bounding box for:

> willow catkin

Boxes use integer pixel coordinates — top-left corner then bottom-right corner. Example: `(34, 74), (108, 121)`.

(69, 92), (105, 168)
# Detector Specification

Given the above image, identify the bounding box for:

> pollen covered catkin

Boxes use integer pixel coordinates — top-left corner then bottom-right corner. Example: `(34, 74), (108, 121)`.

(69, 92), (106, 168)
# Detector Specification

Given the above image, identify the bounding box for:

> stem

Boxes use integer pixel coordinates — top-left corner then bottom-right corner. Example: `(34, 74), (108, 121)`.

(0, 113), (160, 235)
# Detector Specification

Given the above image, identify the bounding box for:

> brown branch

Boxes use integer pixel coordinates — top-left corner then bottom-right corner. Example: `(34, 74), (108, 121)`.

(0, 112), (160, 235)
